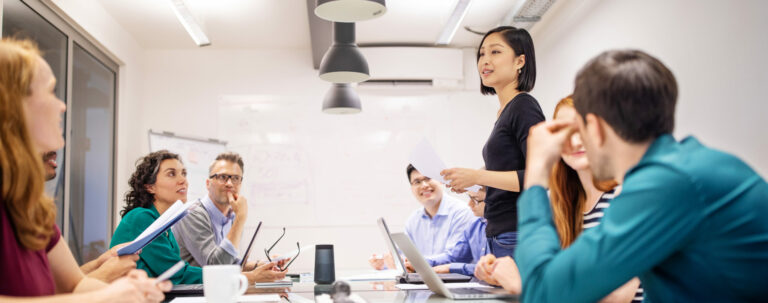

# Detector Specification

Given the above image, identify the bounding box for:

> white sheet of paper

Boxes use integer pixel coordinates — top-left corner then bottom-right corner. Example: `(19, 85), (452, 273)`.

(395, 282), (492, 290)
(238, 295), (283, 302)
(133, 200), (184, 240)
(339, 269), (400, 281)
(408, 139), (481, 192)
(170, 294), (281, 303)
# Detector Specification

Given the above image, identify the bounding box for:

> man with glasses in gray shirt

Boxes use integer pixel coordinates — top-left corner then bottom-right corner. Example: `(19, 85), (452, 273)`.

(173, 152), (250, 267)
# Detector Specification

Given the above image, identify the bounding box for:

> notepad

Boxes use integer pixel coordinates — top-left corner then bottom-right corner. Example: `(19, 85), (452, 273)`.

(252, 279), (293, 288)
(117, 200), (194, 256)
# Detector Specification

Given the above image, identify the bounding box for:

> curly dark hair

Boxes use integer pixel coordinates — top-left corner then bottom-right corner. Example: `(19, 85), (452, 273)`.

(120, 150), (182, 217)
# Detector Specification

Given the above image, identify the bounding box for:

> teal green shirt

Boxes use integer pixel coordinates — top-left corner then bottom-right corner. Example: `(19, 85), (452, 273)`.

(516, 135), (768, 302)
(110, 205), (202, 284)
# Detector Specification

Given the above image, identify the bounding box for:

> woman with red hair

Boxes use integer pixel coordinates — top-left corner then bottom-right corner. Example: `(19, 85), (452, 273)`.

(0, 38), (169, 302)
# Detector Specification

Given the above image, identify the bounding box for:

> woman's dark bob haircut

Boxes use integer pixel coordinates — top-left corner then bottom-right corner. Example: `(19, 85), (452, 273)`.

(477, 26), (537, 95)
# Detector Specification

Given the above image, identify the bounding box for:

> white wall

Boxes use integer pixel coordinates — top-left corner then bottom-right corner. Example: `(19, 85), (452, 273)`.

(49, 0), (147, 223)
(529, 0), (768, 176)
(139, 48), (499, 271)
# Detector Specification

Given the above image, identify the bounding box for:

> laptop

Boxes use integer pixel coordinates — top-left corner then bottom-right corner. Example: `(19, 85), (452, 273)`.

(170, 221), (262, 295)
(391, 232), (518, 300)
(377, 218), (472, 284)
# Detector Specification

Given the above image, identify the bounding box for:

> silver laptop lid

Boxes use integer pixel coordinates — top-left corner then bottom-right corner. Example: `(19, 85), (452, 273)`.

(240, 221), (262, 270)
(377, 218), (408, 275)
(391, 232), (453, 298)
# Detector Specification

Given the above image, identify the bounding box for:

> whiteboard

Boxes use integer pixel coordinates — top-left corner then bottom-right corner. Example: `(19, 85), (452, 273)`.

(148, 130), (227, 202)
(216, 92), (496, 228)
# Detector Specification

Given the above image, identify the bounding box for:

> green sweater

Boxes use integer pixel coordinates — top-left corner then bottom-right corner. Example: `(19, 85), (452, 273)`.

(516, 135), (768, 302)
(110, 205), (202, 284)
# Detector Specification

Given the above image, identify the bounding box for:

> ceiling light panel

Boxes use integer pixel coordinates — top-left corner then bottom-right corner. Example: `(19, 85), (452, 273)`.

(168, 0), (211, 46)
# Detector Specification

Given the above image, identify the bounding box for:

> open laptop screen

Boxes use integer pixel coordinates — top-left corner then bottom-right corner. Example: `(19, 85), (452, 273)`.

(240, 221), (262, 270)
(376, 217), (407, 274)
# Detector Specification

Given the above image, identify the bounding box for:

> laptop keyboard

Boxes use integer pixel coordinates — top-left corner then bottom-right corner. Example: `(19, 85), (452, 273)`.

(450, 288), (493, 295)
(404, 273), (472, 283)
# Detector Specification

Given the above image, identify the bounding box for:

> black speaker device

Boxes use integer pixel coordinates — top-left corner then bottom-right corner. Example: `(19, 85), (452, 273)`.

(314, 244), (335, 284)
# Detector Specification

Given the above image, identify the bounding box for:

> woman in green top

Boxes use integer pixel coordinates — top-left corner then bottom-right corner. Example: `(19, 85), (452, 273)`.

(110, 150), (202, 284)
(110, 150), (287, 285)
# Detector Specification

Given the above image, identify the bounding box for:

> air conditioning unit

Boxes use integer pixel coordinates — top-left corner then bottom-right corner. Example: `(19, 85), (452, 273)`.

(358, 47), (470, 90)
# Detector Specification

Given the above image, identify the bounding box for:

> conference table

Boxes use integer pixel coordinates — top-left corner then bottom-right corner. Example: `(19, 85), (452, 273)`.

(166, 274), (519, 302)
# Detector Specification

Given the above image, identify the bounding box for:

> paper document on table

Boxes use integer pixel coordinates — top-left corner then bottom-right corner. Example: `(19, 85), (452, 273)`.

(170, 294), (282, 302)
(395, 282), (492, 290)
(339, 269), (400, 281)
(408, 139), (481, 192)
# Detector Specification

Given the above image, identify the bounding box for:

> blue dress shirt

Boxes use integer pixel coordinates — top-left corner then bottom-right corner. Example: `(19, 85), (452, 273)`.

(425, 217), (488, 276)
(405, 194), (475, 256)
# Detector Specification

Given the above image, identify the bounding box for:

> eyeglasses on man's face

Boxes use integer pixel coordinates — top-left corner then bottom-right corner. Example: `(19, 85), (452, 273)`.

(410, 176), (431, 187)
(209, 173), (243, 185)
(265, 227), (300, 272)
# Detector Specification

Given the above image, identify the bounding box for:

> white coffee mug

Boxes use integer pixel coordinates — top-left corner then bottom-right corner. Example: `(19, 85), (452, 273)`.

(203, 265), (248, 303)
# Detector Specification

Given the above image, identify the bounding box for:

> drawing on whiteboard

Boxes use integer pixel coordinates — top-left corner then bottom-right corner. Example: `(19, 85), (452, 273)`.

(228, 145), (311, 205)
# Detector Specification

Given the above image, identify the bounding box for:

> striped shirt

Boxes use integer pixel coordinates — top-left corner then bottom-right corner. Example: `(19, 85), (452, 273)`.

(583, 189), (644, 303)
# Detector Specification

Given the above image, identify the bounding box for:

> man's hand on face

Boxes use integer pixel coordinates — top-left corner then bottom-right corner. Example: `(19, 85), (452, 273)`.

(227, 192), (248, 217)
(525, 120), (577, 189)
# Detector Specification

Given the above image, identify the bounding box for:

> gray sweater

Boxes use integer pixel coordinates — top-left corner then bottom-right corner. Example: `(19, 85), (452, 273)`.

(172, 200), (239, 267)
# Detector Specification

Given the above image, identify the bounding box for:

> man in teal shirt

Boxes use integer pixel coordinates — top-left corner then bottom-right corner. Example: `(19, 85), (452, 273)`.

(516, 50), (768, 302)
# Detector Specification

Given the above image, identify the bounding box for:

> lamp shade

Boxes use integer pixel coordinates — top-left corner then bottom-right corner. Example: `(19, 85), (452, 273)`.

(315, 0), (386, 22)
(322, 83), (362, 114)
(319, 22), (370, 83)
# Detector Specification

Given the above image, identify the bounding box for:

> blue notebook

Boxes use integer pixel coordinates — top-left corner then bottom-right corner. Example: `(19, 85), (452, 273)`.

(117, 200), (193, 256)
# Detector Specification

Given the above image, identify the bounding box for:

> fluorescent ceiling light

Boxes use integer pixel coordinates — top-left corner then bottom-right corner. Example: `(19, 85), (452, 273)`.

(435, 0), (473, 45)
(169, 0), (211, 47)
(500, 0), (527, 25)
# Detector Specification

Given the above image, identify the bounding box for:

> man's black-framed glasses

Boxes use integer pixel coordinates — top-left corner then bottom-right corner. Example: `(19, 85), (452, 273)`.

(209, 173), (243, 185)
(469, 195), (484, 204)
(265, 227), (299, 272)
(410, 176), (431, 186)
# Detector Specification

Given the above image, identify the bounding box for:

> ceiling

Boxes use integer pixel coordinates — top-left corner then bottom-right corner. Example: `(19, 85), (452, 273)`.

(96, 0), (523, 49)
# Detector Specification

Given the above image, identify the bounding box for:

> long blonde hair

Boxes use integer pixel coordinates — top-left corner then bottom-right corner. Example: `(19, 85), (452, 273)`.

(0, 38), (57, 250)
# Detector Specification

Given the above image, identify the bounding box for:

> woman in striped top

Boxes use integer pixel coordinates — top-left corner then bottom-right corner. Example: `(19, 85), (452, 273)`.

(548, 96), (643, 303)
(477, 97), (644, 302)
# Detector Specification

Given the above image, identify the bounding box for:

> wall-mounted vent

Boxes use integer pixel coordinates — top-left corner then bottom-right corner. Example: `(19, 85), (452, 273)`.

(502, 0), (557, 30)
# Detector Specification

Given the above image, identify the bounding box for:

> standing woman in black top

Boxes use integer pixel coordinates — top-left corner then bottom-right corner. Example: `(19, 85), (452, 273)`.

(442, 26), (545, 259)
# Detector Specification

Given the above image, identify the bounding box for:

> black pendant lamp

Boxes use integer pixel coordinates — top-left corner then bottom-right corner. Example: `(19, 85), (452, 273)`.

(318, 22), (369, 83)
(322, 83), (362, 114)
(315, 0), (386, 22)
